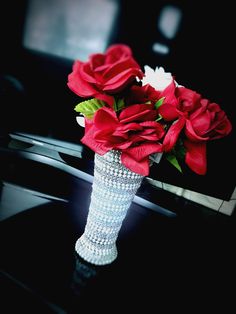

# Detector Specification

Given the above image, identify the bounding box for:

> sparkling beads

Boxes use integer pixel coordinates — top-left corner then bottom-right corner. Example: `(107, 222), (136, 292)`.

(75, 150), (144, 265)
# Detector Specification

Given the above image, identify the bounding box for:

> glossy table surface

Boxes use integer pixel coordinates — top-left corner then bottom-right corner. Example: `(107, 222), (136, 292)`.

(0, 132), (235, 312)
(0, 176), (235, 313)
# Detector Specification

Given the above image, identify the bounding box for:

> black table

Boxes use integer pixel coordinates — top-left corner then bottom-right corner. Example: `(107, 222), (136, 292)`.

(1, 180), (235, 313)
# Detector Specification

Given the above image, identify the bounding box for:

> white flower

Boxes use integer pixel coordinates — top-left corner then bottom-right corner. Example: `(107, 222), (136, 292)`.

(141, 65), (173, 91)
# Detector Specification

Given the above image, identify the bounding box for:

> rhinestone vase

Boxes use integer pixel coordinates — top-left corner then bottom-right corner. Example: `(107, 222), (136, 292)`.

(75, 150), (144, 265)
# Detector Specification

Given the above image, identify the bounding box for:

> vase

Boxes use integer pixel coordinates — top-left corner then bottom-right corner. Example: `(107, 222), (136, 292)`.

(75, 150), (145, 265)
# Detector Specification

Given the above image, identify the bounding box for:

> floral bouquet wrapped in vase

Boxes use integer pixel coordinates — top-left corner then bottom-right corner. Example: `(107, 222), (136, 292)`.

(67, 44), (232, 265)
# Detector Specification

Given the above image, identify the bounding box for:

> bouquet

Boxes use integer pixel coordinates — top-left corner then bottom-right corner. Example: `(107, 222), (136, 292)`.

(67, 44), (232, 176)
(67, 44), (232, 265)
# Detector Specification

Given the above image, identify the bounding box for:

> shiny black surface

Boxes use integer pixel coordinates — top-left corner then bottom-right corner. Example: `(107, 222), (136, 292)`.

(0, 178), (235, 312)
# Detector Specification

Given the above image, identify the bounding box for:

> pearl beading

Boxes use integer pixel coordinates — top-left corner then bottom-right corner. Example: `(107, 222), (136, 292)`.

(75, 150), (144, 265)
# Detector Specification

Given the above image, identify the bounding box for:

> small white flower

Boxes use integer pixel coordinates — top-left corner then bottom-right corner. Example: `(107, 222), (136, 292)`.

(141, 65), (173, 91)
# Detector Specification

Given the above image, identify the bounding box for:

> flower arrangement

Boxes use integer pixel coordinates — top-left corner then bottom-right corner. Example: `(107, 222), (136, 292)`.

(67, 44), (232, 176)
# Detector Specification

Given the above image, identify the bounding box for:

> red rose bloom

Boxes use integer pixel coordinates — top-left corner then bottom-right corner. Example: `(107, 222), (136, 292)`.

(163, 86), (202, 152)
(68, 44), (232, 177)
(163, 91), (232, 174)
(158, 84), (201, 122)
(183, 99), (232, 174)
(67, 44), (143, 107)
(81, 105), (164, 175)
(185, 99), (232, 142)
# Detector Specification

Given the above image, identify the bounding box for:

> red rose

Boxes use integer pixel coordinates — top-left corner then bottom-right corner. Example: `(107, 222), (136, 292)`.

(158, 85), (201, 122)
(176, 87), (201, 114)
(183, 99), (232, 174)
(157, 81), (179, 121)
(184, 140), (207, 175)
(163, 94), (232, 175)
(185, 99), (232, 142)
(67, 44), (143, 107)
(81, 105), (164, 175)
(163, 87), (202, 152)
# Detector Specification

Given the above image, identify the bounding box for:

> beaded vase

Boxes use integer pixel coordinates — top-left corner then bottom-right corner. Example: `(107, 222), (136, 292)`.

(75, 150), (144, 265)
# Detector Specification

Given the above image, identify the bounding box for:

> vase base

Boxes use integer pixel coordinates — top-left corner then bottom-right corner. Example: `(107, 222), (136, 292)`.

(75, 236), (118, 266)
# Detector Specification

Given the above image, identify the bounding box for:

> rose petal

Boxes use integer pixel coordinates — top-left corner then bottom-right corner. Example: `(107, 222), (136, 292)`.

(123, 142), (163, 162)
(159, 103), (179, 121)
(184, 140), (207, 175)
(139, 121), (165, 139)
(106, 44), (132, 59)
(103, 60), (142, 82)
(185, 120), (209, 142)
(114, 140), (133, 150)
(190, 111), (212, 136)
(115, 122), (143, 133)
(80, 63), (98, 83)
(94, 107), (119, 130)
(67, 61), (98, 97)
(163, 117), (186, 151)
(81, 125), (111, 155)
(160, 80), (177, 104)
(89, 53), (105, 70)
(93, 93), (115, 107)
(103, 68), (143, 93)
(121, 153), (150, 176)
(212, 117), (232, 138)
(119, 104), (157, 123)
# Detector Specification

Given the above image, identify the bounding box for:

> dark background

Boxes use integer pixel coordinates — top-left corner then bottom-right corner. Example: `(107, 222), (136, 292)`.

(0, 0), (235, 200)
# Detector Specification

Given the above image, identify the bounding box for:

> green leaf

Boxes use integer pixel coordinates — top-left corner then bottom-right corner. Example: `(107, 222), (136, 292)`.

(166, 153), (183, 173)
(74, 98), (105, 119)
(154, 97), (165, 109)
(174, 139), (186, 160)
(176, 145), (186, 160)
(114, 98), (125, 112)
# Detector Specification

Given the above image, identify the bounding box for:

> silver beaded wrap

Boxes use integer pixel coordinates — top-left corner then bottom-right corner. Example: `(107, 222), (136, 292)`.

(75, 150), (144, 265)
